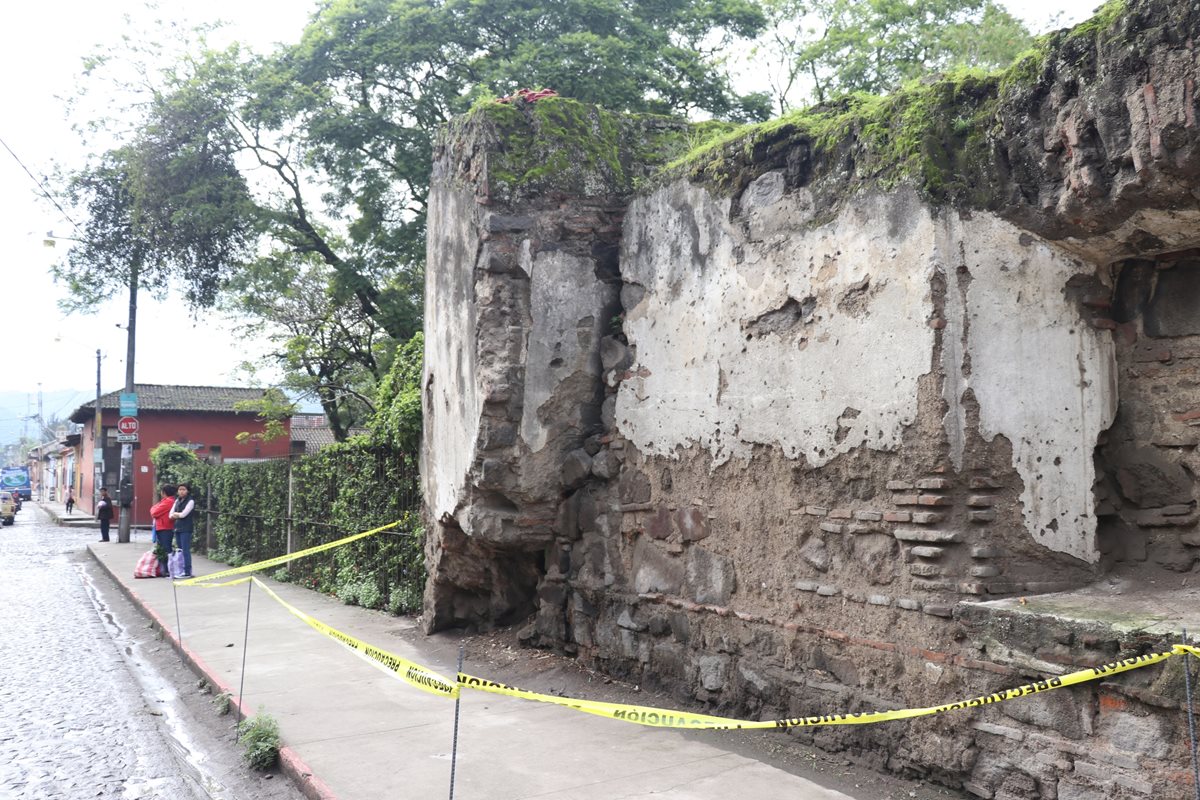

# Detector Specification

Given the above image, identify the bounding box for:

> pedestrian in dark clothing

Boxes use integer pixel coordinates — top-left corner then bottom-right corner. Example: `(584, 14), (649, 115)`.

(96, 488), (113, 542)
(65, 490), (75, 514)
(169, 482), (195, 578)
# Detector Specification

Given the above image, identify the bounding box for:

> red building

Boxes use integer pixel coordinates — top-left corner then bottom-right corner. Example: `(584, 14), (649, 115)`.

(67, 385), (293, 527)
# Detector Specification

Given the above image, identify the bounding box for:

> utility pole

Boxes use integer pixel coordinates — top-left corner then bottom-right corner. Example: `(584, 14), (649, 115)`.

(95, 349), (103, 513)
(117, 259), (139, 544)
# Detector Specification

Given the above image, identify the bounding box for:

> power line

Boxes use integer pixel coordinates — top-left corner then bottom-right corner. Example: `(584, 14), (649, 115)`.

(0, 133), (83, 237)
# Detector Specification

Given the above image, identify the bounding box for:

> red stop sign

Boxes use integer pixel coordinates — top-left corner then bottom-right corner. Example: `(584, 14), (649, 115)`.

(117, 416), (140, 435)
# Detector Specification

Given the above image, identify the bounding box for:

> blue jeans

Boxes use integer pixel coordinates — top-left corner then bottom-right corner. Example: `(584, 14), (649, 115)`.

(175, 530), (192, 576)
(155, 529), (174, 573)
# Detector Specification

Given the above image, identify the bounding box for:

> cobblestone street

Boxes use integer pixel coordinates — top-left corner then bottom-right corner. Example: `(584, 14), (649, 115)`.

(0, 505), (303, 800)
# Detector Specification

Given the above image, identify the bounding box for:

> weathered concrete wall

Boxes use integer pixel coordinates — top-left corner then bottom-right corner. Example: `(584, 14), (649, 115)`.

(620, 183), (1117, 563)
(421, 0), (1200, 795)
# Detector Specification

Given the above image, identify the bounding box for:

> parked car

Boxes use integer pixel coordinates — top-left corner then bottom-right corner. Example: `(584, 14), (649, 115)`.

(0, 491), (14, 526)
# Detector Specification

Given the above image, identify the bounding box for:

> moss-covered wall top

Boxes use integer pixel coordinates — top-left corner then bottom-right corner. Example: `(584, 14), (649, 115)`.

(445, 0), (1200, 255)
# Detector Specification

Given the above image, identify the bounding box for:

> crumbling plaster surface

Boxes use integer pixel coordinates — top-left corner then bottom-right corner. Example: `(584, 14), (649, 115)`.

(520, 249), (616, 457)
(619, 179), (1116, 562)
(422, 181), (483, 525)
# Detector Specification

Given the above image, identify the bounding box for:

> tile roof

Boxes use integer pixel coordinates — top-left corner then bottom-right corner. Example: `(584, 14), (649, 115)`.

(69, 384), (276, 422)
(291, 424), (368, 453)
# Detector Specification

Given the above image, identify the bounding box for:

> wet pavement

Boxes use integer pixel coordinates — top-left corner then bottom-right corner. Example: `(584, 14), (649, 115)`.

(0, 504), (304, 800)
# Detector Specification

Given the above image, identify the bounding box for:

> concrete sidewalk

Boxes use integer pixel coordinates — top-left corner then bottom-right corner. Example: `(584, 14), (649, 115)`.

(88, 541), (856, 800)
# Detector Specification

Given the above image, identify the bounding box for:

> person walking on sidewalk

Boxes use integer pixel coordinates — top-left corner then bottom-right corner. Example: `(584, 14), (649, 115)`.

(149, 485), (177, 576)
(65, 489), (75, 515)
(169, 482), (195, 578)
(96, 488), (113, 542)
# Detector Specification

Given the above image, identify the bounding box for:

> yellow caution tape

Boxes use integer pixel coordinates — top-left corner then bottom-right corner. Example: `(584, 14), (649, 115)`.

(250, 577), (459, 698)
(175, 520), (401, 586)
(459, 645), (1200, 729)
(174, 527), (1200, 728)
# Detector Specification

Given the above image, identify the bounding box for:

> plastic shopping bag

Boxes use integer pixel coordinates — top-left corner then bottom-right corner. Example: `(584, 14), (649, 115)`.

(134, 550), (163, 579)
(167, 549), (186, 579)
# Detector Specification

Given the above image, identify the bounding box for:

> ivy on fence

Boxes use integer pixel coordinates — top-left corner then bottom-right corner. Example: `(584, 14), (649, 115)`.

(179, 438), (424, 616)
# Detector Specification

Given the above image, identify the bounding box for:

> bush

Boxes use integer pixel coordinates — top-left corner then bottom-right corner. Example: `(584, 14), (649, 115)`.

(238, 712), (281, 770)
(271, 567), (292, 583)
(387, 584), (423, 616)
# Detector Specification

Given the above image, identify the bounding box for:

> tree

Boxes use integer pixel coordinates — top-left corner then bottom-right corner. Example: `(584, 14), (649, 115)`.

(755, 0), (1033, 110)
(149, 442), (199, 486)
(54, 93), (256, 312)
(370, 332), (424, 454)
(226, 255), (389, 441)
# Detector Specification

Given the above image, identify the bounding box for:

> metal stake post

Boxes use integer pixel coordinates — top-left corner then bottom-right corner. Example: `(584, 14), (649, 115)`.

(172, 579), (183, 659)
(235, 578), (254, 742)
(448, 644), (465, 800)
(1183, 629), (1200, 800)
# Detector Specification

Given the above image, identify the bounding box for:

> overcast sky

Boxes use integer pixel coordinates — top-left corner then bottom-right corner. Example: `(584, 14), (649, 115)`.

(0, 0), (1102, 434)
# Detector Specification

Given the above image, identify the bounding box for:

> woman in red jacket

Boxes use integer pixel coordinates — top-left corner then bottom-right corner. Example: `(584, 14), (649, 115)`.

(149, 485), (177, 576)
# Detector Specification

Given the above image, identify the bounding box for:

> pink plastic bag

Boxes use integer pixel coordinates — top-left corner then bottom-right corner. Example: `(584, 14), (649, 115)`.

(134, 550), (164, 579)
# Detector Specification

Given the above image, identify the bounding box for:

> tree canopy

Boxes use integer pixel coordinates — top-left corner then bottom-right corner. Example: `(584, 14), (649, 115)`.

(63, 0), (1038, 440)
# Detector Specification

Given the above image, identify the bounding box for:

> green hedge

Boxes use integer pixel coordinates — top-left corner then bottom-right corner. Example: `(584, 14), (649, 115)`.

(179, 439), (424, 615)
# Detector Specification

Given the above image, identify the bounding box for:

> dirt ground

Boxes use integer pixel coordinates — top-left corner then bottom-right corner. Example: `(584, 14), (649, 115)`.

(431, 626), (969, 800)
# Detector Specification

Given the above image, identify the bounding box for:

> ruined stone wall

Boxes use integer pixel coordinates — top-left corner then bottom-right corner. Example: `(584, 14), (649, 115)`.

(422, 1), (1200, 796)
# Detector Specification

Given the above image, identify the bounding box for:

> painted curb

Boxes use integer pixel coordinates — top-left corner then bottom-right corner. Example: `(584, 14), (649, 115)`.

(88, 544), (340, 800)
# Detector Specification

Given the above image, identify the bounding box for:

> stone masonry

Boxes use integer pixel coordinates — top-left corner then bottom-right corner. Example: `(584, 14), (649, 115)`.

(421, 1), (1200, 796)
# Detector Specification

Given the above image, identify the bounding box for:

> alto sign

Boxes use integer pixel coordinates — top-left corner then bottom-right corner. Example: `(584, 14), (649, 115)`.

(116, 416), (140, 442)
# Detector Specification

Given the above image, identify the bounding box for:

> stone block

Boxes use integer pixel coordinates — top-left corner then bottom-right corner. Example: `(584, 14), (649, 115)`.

(591, 450), (619, 480)
(1097, 710), (1169, 758)
(896, 598), (921, 610)
(1056, 778), (1113, 800)
(911, 511), (944, 525)
(971, 546), (1001, 559)
(800, 536), (830, 572)
(561, 449), (593, 489)
(590, 383), (614, 423)
(698, 655), (729, 691)
(967, 495), (997, 507)
(909, 563), (942, 577)
(892, 494), (920, 505)
(918, 494), (952, 506)
(887, 480), (914, 491)
(819, 521), (844, 534)
(685, 547), (736, 605)
(922, 603), (954, 617)
(883, 511), (911, 523)
(828, 508), (852, 519)
(647, 506), (674, 540)
(894, 528), (963, 543)
(970, 721), (1025, 741)
(600, 336), (630, 371)
(485, 213), (535, 232)
(867, 594), (892, 606)
(970, 565), (1001, 578)
(620, 283), (646, 312)
(738, 662), (773, 697)
(632, 538), (684, 594)
(846, 522), (877, 535)
(916, 478), (952, 490)
(854, 510), (883, 522)
(804, 505), (829, 516)
(795, 581), (819, 592)
(619, 470), (652, 504)
(816, 585), (840, 597)
(675, 506), (710, 542)
(910, 546), (945, 559)
(969, 477), (1001, 490)
(616, 607), (647, 631)
(1001, 687), (1087, 739)
(969, 509), (997, 523)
